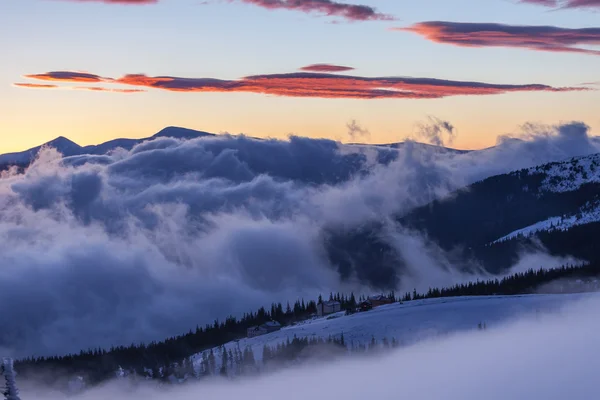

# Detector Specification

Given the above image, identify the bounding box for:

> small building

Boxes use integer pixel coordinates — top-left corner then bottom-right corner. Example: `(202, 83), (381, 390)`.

(368, 294), (393, 308)
(358, 300), (373, 312)
(247, 321), (282, 338)
(317, 300), (341, 317)
(262, 321), (282, 333)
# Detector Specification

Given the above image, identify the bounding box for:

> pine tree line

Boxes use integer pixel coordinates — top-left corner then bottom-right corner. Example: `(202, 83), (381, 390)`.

(404, 263), (600, 301)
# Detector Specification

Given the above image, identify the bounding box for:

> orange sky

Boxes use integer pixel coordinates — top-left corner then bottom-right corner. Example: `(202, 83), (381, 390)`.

(1, 0), (599, 153)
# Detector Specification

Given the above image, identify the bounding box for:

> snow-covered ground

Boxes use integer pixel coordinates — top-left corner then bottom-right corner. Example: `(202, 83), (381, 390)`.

(492, 200), (600, 243)
(526, 153), (600, 193)
(192, 293), (596, 367)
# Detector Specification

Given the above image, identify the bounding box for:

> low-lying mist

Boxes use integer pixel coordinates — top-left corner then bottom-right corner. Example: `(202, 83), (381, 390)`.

(0, 121), (598, 357)
(20, 294), (600, 400)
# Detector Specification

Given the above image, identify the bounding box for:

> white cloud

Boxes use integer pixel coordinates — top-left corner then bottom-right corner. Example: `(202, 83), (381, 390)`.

(0, 121), (598, 357)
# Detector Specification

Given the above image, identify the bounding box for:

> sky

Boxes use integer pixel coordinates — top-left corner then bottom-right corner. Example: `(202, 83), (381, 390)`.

(1, 0), (599, 153)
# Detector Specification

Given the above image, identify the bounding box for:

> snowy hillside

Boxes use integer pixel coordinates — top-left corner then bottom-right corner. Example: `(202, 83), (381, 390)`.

(527, 153), (600, 193)
(493, 199), (600, 243)
(484, 154), (600, 242)
(192, 293), (595, 367)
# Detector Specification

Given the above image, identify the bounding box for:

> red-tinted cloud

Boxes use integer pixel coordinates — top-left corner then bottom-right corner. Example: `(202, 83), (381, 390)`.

(20, 70), (587, 99)
(12, 83), (144, 93)
(24, 71), (109, 83)
(63, 0), (393, 21)
(236, 0), (393, 21)
(13, 83), (59, 89)
(399, 22), (600, 56)
(521, 0), (600, 9)
(300, 64), (354, 72)
(74, 86), (146, 93)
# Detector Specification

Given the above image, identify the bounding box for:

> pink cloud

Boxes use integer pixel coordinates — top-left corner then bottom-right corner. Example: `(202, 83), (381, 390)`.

(235, 0), (394, 21)
(399, 21), (600, 56)
(60, 0), (393, 22)
(74, 86), (146, 93)
(13, 83), (59, 89)
(23, 71), (109, 83)
(18, 69), (587, 99)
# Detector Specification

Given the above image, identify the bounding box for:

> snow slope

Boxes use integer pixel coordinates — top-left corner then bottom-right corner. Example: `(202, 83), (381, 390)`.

(192, 293), (596, 367)
(528, 153), (600, 193)
(492, 199), (600, 243)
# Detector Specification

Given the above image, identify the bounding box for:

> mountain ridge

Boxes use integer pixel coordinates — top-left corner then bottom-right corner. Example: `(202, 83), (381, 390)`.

(0, 126), (215, 166)
(0, 126), (467, 168)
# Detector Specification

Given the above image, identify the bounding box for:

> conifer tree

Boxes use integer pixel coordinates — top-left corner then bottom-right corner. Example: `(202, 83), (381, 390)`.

(228, 349), (235, 373)
(220, 347), (228, 377)
(234, 347), (242, 376)
(208, 349), (216, 375)
(262, 345), (272, 366)
(2, 358), (21, 400)
(200, 352), (209, 377)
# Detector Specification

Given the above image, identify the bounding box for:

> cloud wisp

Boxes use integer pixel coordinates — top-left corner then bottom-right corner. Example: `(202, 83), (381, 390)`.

(17, 70), (586, 99)
(24, 71), (108, 82)
(74, 86), (146, 93)
(61, 0), (393, 22)
(235, 0), (393, 22)
(13, 83), (59, 89)
(399, 21), (600, 56)
(521, 0), (600, 10)
(300, 64), (355, 72)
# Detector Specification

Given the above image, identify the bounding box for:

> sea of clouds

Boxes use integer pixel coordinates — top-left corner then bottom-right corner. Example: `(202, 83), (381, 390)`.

(0, 120), (598, 357)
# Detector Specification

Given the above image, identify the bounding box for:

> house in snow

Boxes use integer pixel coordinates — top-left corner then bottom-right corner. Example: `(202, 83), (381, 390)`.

(317, 300), (341, 317)
(368, 295), (393, 308)
(247, 321), (282, 338)
(358, 300), (373, 312)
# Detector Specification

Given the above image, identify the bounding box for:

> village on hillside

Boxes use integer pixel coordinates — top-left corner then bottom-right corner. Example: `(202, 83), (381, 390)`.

(246, 295), (395, 338)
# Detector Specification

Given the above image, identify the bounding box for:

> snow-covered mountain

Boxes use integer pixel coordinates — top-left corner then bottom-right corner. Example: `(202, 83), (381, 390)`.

(399, 152), (600, 269)
(486, 154), (600, 243)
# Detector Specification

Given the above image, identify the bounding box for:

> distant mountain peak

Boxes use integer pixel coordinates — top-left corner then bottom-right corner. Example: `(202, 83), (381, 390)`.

(45, 136), (80, 147)
(152, 126), (213, 140)
(0, 127), (216, 167)
(40, 136), (82, 157)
